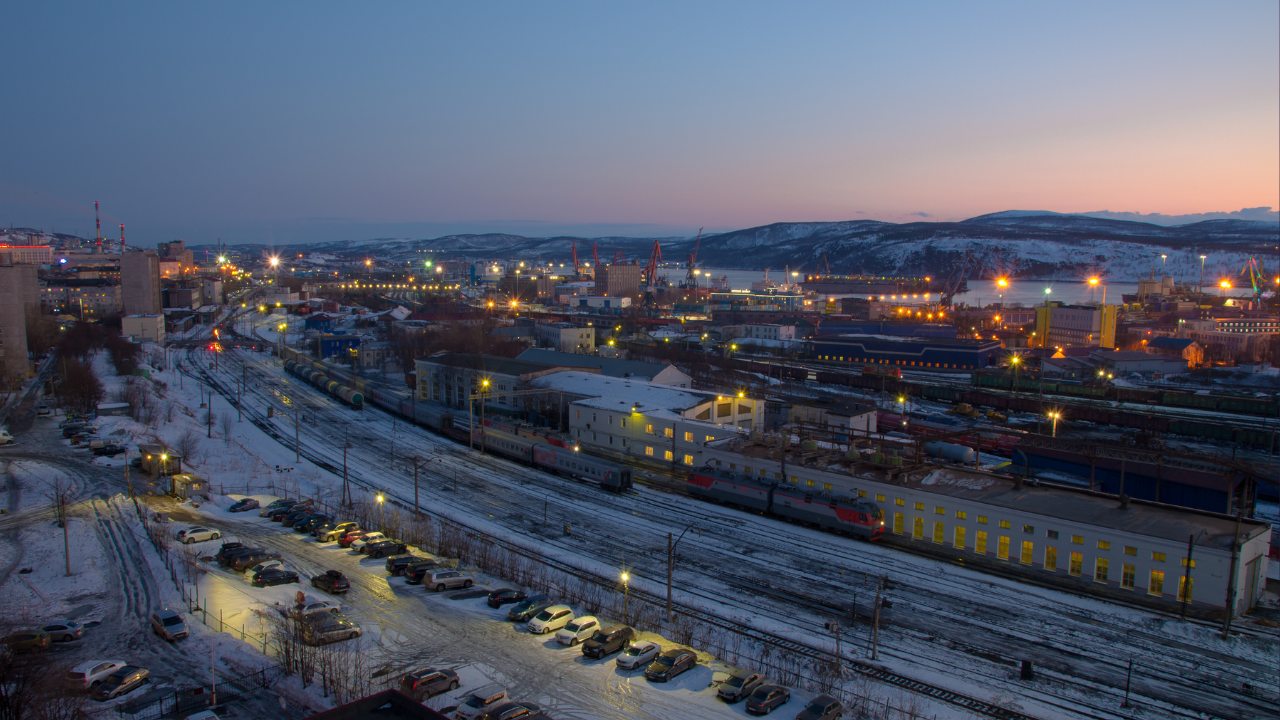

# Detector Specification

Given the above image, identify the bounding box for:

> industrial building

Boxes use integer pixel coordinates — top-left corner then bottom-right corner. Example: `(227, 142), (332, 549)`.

(122, 315), (166, 346)
(704, 435), (1271, 615)
(0, 263), (39, 376)
(811, 335), (1001, 370)
(530, 371), (756, 467)
(534, 322), (595, 353)
(594, 263), (644, 298)
(121, 250), (162, 316)
(1033, 302), (1119, 349)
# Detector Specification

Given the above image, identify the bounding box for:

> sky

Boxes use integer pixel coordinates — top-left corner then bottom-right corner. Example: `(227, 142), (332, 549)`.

(2, 1), (1277, 245)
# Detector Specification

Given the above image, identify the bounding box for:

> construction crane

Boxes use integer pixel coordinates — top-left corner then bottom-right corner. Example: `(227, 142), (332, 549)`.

(821, 253), (831, 278)
(684, 228), (703, 286)
(643, 240), (663, 286)
(571, 241), (579, 275)
(1239, 257), (1269, 299)
(939, 244), (984, 307)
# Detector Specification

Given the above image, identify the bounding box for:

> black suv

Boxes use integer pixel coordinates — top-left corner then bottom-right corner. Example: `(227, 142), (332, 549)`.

(231, 551), (283, 572)
(252, 568), (300, 587)
(364, 540), (409, 559)
(506, 595), (553, 622)
(217, 545), (267, 568)
(294, 514), (332, 533)
(486, 588), (528, 608)
(213, 542), (245, 565)
(384, 555), (425, 575)
(398, 667), (460, 701)
(581, 625), (634, 659)
(404, 562), (443, 585)
(311, 570), (350, 594)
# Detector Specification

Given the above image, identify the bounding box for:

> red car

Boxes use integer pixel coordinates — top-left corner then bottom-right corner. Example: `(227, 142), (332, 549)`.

(337, 531), (368, 548)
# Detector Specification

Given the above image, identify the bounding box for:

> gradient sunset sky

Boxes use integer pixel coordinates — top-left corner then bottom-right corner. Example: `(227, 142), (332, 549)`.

(3, 1), (1277, 244)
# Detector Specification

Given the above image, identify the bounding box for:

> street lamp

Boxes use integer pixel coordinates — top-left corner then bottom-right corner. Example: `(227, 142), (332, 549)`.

(1088, 276), (1106, 305)
(1047, 411), (1061, 438)
(1199, 255), (1207, 296)
(996, 277), (1008, 310)
(376, 493), (384, 527)
(161, 453), (168, 477)
(897, 395), (907, 425)
(621, 572), (630, 620)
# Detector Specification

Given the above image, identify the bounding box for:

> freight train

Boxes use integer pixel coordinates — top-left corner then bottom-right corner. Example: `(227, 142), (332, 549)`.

(687, 468), (885, 540)
(278, 347), (632, 493)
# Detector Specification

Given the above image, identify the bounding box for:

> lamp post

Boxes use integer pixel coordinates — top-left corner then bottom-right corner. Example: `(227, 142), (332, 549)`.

(1199, 255), (1207, 298)
(376, 493), (384, 528)
(1048, 411), (1061, 438)
(1011, 355), (1021, 389)
(996, 277), (1008, 310)
(621, 572), (630, 621)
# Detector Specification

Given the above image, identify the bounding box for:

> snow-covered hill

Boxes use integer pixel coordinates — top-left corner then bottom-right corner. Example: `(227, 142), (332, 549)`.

(207, 211), (1277, 281)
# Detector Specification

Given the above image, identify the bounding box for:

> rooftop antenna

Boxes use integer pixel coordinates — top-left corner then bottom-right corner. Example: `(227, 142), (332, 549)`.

(94, 201), (102, 253)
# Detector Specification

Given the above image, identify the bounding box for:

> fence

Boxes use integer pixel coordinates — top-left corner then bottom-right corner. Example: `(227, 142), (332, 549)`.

(115, 667), (282, 719)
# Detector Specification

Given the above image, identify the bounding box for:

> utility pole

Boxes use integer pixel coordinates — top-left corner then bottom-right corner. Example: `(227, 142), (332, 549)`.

(61, 488), (71, 577)
(667, 524), (697, 622)
(1179, 534), (1195, 619)
(870, 575), (883, 660)
(1221, 511), (1243, 636)
(294, 406), (300, 462)
(207, 392), (213, 439)
(413, 456), (420, 515)
(342, 443), (351, 507)
(1121, 658), (1133, 708)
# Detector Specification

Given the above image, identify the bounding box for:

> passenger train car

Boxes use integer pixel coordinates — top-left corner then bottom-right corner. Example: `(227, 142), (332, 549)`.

(687, 468), (885, 540)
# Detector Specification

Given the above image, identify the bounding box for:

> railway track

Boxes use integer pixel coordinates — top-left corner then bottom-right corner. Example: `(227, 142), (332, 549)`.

(186, 345), (1277, 720)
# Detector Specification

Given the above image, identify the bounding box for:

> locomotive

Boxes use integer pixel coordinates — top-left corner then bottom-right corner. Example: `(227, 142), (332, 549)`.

(687, 468), (884, 540)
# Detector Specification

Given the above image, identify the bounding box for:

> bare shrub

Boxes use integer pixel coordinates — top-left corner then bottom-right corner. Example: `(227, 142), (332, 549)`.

(220, 412), (235, 444)
(175, 429), (202, 466)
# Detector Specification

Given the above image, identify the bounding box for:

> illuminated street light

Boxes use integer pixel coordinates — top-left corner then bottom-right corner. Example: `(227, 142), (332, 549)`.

(1047, 411), (1061, 438)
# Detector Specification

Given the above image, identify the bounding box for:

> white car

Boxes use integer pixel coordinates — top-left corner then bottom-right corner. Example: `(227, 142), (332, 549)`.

(0, 429), (13, 445)
(527, 604), (574, 635)
(287, 600), (342, 618)
(349, 532), (385, 552)
(244, 560), (285, 584)
(616, 640), (660, 670)
(453, 684), (508, 720)
(176, 526), (221, 544)
(555, 615), (600, 646)
(66, 659), (126, 690)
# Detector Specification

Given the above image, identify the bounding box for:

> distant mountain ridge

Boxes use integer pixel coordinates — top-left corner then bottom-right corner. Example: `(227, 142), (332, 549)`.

(201, 211), (1278, 281)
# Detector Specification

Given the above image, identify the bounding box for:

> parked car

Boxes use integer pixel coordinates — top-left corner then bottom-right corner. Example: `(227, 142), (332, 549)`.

(0, 429), (13, 445)
(453, 684), (508, 720)
(745, 685), (791, 716)
(176, 526), (221, 544)
(365, 540), (410, 559)
(554, 615), (598, 646)
(231, 550), (284, 572)
(42, 621), (84, 642)
(302, 618), (361, 646)
(66, 660), (127, 691)
(528, 605), (574, 635)
(93, 443), (127, 457)
(59, 418), (86, 429)
(645, 648), (697, 682)
(149, 609), (189, 641)
(348, 532), (386, 552)
(718, 669), (765, 703)
(385, 554), (424, 575)
(404, 561), (444, 584)
(398, 667), (460, 701)
(486, 588), (527, 608)
(616, 640), (660, 670)
(425, 569), (474, 592)
(315, 521), (359, 542)
(337, 530), (369, 548)
(91, 666), (150, 701)
(63, 425), (96, 438)
(228, 498), (260, 512)
(311, 570), (350, 594)
(795, 694), (843, 720)
(294, 514), (332, 533)
(506, 595), (553, 622)
(280, 509), (313, 526)
(289, 600), (342, 617)
(581, 625), (634, 659)
(36, 404), (50, 416)
(245, 561), (286, 584)
(474, 701), (542, 720)
(214, 542), (247, 565)
(2, 629), (50, 653)
(252, 568), (301, 587)
(260, 499), (300, 517)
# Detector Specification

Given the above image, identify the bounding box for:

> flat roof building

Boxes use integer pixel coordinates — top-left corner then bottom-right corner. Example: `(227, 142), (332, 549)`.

(812, 335), (1002, 371)
(517, 349), (692, 387)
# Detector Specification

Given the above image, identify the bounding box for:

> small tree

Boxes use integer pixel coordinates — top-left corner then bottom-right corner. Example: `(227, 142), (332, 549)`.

(219, 412), (235, 444)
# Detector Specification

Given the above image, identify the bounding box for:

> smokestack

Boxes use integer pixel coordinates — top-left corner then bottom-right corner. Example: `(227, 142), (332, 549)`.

(94, 201), (102, 253)
(119, 224), (126, 251)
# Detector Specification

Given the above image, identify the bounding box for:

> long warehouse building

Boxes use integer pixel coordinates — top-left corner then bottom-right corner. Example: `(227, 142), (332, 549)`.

(811, 334), (1001, 370)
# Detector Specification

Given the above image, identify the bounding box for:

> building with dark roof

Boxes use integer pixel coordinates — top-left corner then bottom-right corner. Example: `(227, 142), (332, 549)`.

(516, 349), (692, 387)
(415, 352), (597, 409)
(303, 690), (449, 720)
(811, 335), (1001, 370)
